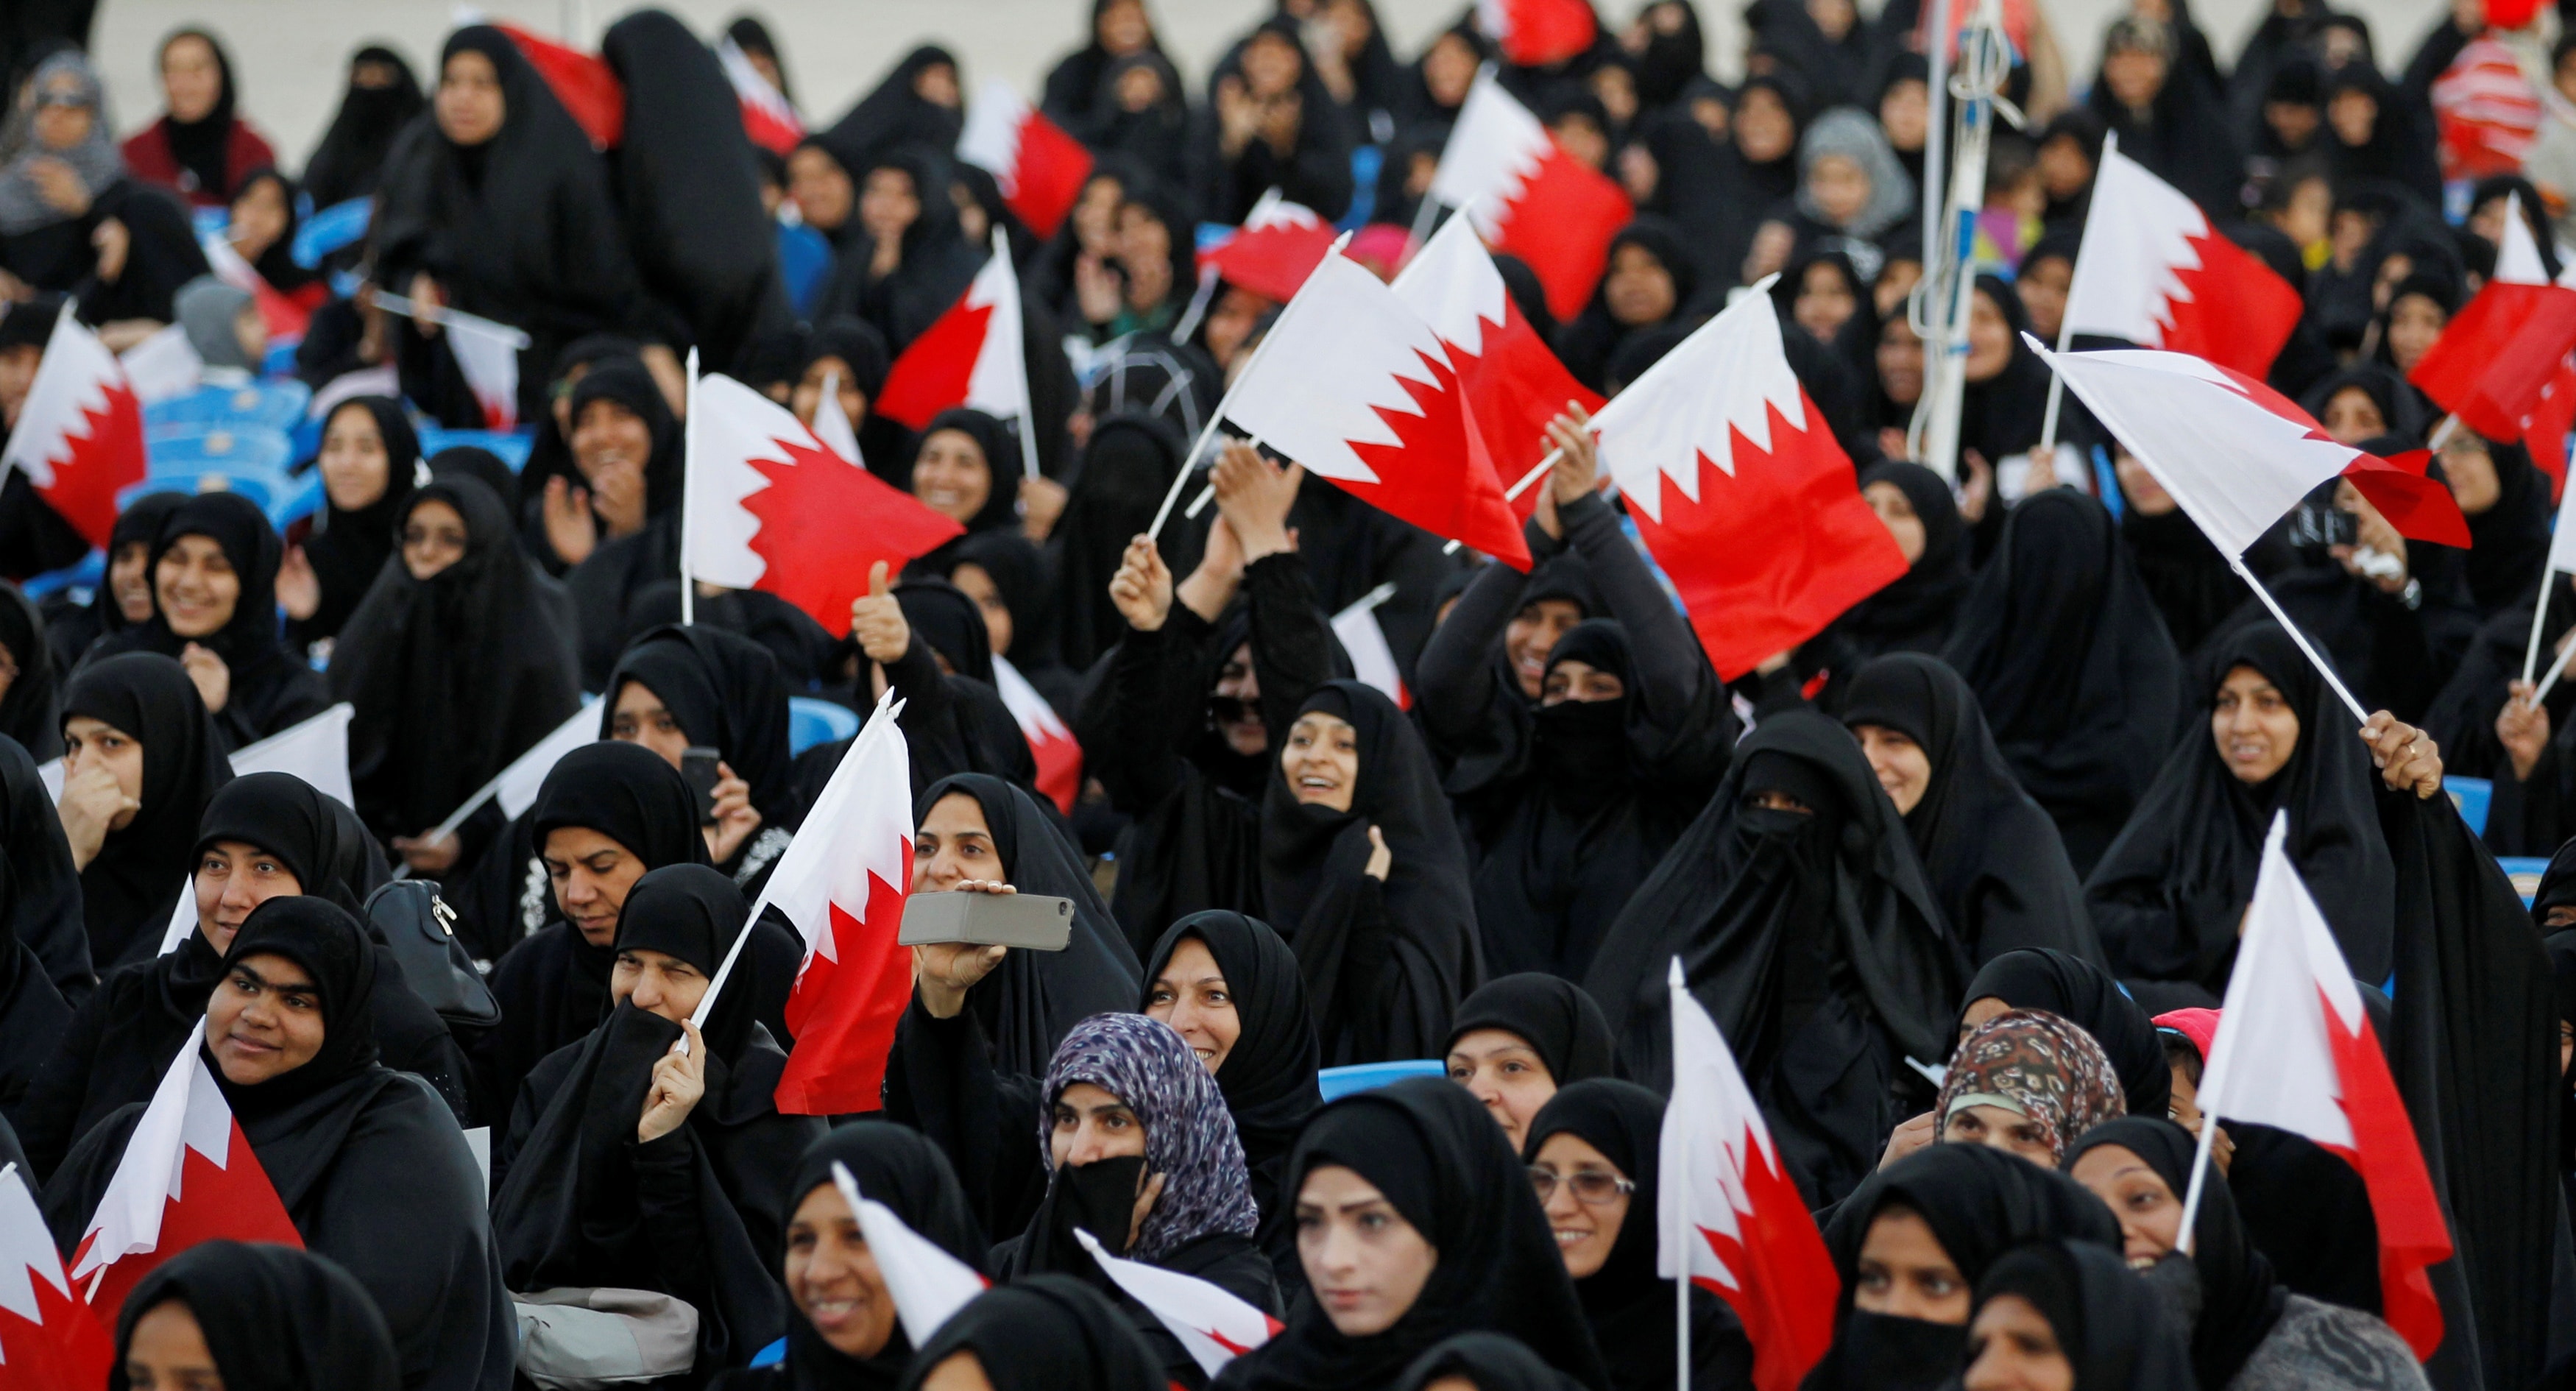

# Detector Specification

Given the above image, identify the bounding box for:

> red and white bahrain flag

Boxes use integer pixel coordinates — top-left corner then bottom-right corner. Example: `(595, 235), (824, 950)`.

(878, 230), (1033, 436)
(66, 1020), (302, 1320)
(1429, 70), (1632, 325)
(1591, 285), (1904, 679)
(1222, 252), (1531, 567)
(0, 1164), (110, 1387)
(2058, 136), (2302, 378)
(718, 35), (802, 155)
(957, 79), (1093, 240)
(992, 655), (1081, 815)
(2193, 812), (2452, 1359)
(1329, 585), (1411, 709)
(2413, 194), (2576, 496)
(0, 309), (143, 548)
(760, 690), (917, 1114)
(1390, 210), (1603, 517)
(686, 372), (963, 636)
(1476, 0), (1599, 66)
(495, 22), (625, 149)
(831, 1160), (988, 1346)
(1200, 190), (1340, 305)
(1073, 1227), (1280, 1376)
(1661, 959), (1837, 1391)
(2035, 344), (2469, 551)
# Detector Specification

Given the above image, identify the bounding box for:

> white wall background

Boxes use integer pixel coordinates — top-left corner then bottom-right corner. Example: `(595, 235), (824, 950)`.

(88, 0), (2447, 178)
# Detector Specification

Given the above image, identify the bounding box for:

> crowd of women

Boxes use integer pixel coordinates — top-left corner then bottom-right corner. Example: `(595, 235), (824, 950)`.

(0, 0), (2574, 1388)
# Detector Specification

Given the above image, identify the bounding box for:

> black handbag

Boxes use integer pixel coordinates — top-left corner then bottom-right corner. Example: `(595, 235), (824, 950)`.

(365, 880), (503, 1030)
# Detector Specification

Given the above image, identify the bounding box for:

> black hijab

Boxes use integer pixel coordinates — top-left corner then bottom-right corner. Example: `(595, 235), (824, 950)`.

(336, 475), (581, 838)
(1257, 681), (1480, 1066)
(1055, 412), (1190, 670)
(0, 735), (83, 1008)
(294, 397), (421, 644)
(2066, 1117), (2287, 1390)
(301, 46), (425, 207)
(821, 46), (964, 173)
(829, 147), (984, 353)
(910, 408), (1024, 536)
(762, 1122), (989, 1391)
(1142, 911), (1321, 1211)
(1835, 462), (1970, 658)
(2458, 435), (2554, 617)
(1942, 489), (2182, 873)
(101, 491), (291, 671)
(899, 1275), (1161, 1391)
(604, 623), (802, 831)
(61, 493), (188, 662)
(0, 581), (61, 758)
(1557, 219), (1696, 392)
(1972, 1240), (2198, 1391)
(1807, 1143), (2122, 1391)
(914, 774), (1141, 1077)
(1955, 950), (2169, 1117)
(944, 528), (1059, 676)
(110, 1241), (402, 1391)
(228, 168), (321, 294)
(1393, 1334), (1579, 1391)
(1214, 1077), (1610, 1391)
(2084, 622), (2394, 1002)
(567, 358), (685, 520)
(156, 29), (242, 200)
(1958, 277), (2055, 465)
(212, 896), (384, 1119)
(1445, 974), (1614, 1086)
(59, 652), (232, 968)
(1838, 654), (2098, 965)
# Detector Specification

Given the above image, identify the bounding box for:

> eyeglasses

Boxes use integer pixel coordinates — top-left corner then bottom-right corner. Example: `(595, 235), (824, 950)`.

(1528, 1166), (1635, 1206)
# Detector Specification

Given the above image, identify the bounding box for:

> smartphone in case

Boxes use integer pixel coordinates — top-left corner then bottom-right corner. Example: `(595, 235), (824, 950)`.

(679, 746), (722, 826)
(899, 892), (1075, 952)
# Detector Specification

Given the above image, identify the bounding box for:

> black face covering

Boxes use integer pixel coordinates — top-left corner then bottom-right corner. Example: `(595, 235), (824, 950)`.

(210, 896), (383, 1119)
(110, 1239), (403, 1391)
(60, 651), (234, 967)
(1532, 620), (1635, 803)
(1819, 1312), (1967, 1391)
(1029, 1152), (1150, 1260)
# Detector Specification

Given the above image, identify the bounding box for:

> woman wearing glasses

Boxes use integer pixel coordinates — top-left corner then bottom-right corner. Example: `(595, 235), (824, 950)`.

(1523, 1079), (1754, 1391)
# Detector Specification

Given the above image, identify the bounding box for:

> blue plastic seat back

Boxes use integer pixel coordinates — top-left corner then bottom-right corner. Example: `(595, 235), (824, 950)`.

(145, 381), (311, 433)
(120, 464), (295, 515)
(19, 548), (104, 602)
(1317, 1059), (1446, 1102)
(788, 698), (860, 755)
(417, 427), (537, 472)
(149, 425), (295, 478)
(2499, 857), (2552, 908)
(293, 197), (372, 269)
(2444, 776), (2492, 837)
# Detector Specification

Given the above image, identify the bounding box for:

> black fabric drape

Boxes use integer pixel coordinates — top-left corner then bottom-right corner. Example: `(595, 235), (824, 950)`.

(1972, 1241), (2197, 1391)
(300, 46), (424, 208)
(899, 1276), (1164, 1391)
(1954, 949), (2169, 1119)
(289, 396), (419, 650)
(57, 651), (231, 970)
(602, 621), (805, 843)
(109, 1239), (403, 1391)
(817, 46), (963, 174)
(0, 742), (71, 1111)
(0, 732), (90, 1002)
(0, 581), (61, 760)
(1830, 462), (1971, 660)
(1446, 974), (1615, 1084)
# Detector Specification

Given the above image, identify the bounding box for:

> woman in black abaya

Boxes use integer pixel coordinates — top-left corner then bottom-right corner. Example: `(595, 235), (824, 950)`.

(83, 493), (330, 751)
(1523, 1080), (1755, 1391)
(1051, 412), (1194, 670)
(372, 26), (643, 427)
(601, 623), (803, 891)
(815, 147), (986, 354)
(1583, 712), (1965, 1206)
(710, 1122), (992, 1391)
(1555, 220), (1696, 393)
(2444, 431), (2554, 620)
(285, 396), (420, 652)
(44, 896), (514, 1391)
(0, 757), (71, 1111)
(559, 361), (690, 687)
(54, 651), (230, 971)
(111, 1240), (403, 1391)
(1211, 1077), (1609, 1391)
(493, 864), (826, 1380)
(1186, 18), (1355, 224)
(1044, 0), (1170, 130)
(1827, 462), (1972, 660)
(1443, 974), (1615, 1153)
(943, 527), (1076, 713)
(1953, 950), (2167, 1117)
(300, 46), (425, 208)
(2084, 623), (2396, 1013)
(0, 584), (57, 761)
(0, 735), (85, 1002)
(818, 47), (965, 174)
(1839, 654), (2099, 966)
(902, 1277), (1164, 1391)
(1940, 490), (2184, 874)
(43, 492), (183, 682)
(1961, 1241), (2195, 1391)
(1956, 280), (2059, 534)
(1805, 1143), (2120, 1391)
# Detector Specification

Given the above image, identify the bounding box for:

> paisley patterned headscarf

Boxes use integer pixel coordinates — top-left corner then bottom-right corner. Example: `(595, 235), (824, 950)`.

(1038, 1012), (1260, 1261)
(1936, 1008), (2125, 1164)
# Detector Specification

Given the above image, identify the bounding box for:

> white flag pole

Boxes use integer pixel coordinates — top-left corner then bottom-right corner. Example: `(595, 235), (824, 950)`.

(680, 347), (699, 626)
(2531, 626), (2576, 705)
(1000, 228), (1042, 483)
(2172, 1094), (2218, 1259)
(2524, 584), (2553, 690)
(2226, 556), (2371, 725)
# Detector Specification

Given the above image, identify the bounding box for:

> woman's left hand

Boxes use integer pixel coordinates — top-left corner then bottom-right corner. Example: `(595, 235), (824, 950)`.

(1020, 474), (1068, 542)
(178, 643), (230, 713)
(1364, 825), (1391, 881)
(2360, 712), (2444, 799)
(392, 830), (461, 874)
(703, 762), (762, 863)
(638, 1020), (707, 1142)
(275, 545), (320, 622)
(1126, 1172), (1167, 1252)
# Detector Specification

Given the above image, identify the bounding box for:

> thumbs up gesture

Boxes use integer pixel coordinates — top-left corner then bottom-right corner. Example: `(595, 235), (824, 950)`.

(850, 562), (911, 665)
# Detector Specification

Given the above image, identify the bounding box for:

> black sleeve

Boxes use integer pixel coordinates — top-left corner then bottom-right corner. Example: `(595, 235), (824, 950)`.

(1412, 528), (1546, 751)
(1089, 604), (1214, 815)
(1558, 492), (1734, 779)
(1244, 552), (1337, 743)
(631, 1129), (721, 1314)
(9, 983), (110, 1181)
(881, 997), (1048, 1239)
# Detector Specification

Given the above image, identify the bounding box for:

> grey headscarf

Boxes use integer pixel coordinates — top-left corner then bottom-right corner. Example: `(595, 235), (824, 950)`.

(0, 52), (123, 237)
(1036, 1012), (1260, 1261)
(174, 276), (257, 369)
(1795, 106), (1915, 242)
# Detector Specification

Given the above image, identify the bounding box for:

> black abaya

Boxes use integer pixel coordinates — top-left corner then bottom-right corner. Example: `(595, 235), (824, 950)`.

(602, 622), (804, 886)
(110, 1240), (403, 1391)
(899, 1276), (1164, 1391)
(0, 581), (61, 760)
(287, 396), (419, 651)
(300, 46), (425, 208)
(0, 732), (89, 1002)
(0, 746), (71, 1111)
(1830, 462), (1971, 660)
(56, 651), (231, 970)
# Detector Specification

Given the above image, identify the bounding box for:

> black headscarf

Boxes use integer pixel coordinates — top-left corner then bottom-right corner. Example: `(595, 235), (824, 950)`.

(820, 46), (963, 173)
(898, 1275), (1161, 1391)
(913, 774), (1141, 1077)
(1257, 681), (1480, 1066)
(1141, 911), (1320, 1224)
(805, 315), (892, 397)
(528, 740), (716, 883)
(2066, 1117), (2287, 1390)
(58, 493), (188, 663)
(192, 771), (366, 913)
(301, 46), (425, 207)
(1972, 1240), (2198, 1391)
(59, 652), (233, 968)
(1215, 1077), (1610, 1391)
(1445, 974), (1614, 1085)
(768, 1122), (988, 1391)
(604, 623), (802, 832)
(943, 528), (1058, 674)
(2458, 436), (2554, 617)
(0, 735), (82, 1015)
(428, 443), (522, 512)
(566, 358), (685, 520)
(1834, 462), (1970, 658)
(823, 146), (985, 352)
(336, 475), (581, 838)
(155, 29), (242, 201)
(1838, 654), (2098, 965)
(2298, 364), (2429, 447)
(1055, 412), (1190, 670)
(1954, 949), (2169, 1117)
(0, 581), (61, 759)
(1584, 712), (1963, 1203)
(1556, 219), (1696, 392)
(294, 397), (421, 645)
(110, 1240), (402, 1391)
(909, 408), (1023, 536)
(1958, 277), (2054, 466)
(1807, 1143), (2122, 1391)
(1523, 1079), (1749, 1391)
(2084, 622), (2394, 1005)
(1942, 490), (2182, 873)
(210, 895), (383, 1121)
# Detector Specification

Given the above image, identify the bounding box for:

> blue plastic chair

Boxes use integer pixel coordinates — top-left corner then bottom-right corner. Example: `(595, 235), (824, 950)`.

(2499, 857), (2551, 907)
(1317, 1060), (1446, 1102)
(2444, 776), (2493, 837)
(417, 427), (537, 472)
(749, 1338), (787, 1368)
(788, 698), (860, 755)
(149, 425), (295, 478)
(146, 381), (311, 433)
(293, 197), (372, 269)
(120, 461), (299, 517)
(19, 548), (102, 602)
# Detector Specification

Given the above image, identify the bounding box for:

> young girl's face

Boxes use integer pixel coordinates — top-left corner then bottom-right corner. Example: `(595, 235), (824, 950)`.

(1809, 152), (1871, 226)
